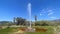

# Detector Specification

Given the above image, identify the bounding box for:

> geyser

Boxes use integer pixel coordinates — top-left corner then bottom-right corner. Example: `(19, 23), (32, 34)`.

(27, 3), (31, 27)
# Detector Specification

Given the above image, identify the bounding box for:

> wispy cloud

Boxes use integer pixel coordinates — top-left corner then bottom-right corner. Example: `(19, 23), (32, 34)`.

(48, 10), (53, 12)
(47, 10), (54, 15)
(40, 13), (43, 16)
(40, 9), (54, 16)
(39, 8), (59, 19)
(48, 12), (54, 15)
(39, 9), (47, 16)
(50, 16), (57, 19)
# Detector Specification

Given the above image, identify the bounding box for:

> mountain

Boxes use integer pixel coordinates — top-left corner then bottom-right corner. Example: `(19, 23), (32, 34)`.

(0, 21), (13, 26)
(48, 19), (60, 26)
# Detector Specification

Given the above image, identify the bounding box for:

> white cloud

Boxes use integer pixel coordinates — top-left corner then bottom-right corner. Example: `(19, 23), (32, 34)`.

(48, 12), (54, 15)
(48, 10), (53, 12)
(47, 10), (54, 15)
(50, 16), (57, 19)
(40, 9), (55, 16)
(40, 9), (46, 13)
(39, 9), (46, 16)
(40, 14), (43, 16)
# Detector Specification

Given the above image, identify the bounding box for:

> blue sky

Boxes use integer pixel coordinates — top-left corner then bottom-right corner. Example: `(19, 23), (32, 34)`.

(0, 0), (60, 21)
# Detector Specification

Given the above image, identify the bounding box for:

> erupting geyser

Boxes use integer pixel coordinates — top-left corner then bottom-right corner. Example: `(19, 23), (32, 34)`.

(27, 3), (35, 32)
(27, 3), (31, 28)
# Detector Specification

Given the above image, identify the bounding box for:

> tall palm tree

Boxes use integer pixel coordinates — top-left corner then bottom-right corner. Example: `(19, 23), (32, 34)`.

(13, 17), (16, 23)
(34, 15), (37, 26)
(34, 15), (37, 21)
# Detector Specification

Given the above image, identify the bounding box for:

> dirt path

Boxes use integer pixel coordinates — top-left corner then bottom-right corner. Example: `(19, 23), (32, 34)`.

(54, 26), (60, 34)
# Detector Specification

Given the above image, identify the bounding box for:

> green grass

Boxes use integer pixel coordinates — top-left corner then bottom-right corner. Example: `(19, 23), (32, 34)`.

(0, 27), (18, 34)
(0, 26), (54, 34)
(26, 26), (54, 34)
(26, 32), (53, 34)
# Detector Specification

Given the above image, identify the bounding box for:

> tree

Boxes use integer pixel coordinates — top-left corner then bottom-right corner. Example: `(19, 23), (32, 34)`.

(35, 20), (49, 26)
(34, 15), (37, 26)
(41, 23), (49, 26)
(35, 22), (40, 26)
(35, 21), (41, 26)
(16, 17), (26, 25)
(13, 17), (16, 25)
(34, 15), (37, 21)
(40, 20), (49, 26)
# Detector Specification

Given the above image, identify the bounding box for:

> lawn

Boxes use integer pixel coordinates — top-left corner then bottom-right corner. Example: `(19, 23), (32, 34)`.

(0, 26), (54, 34)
